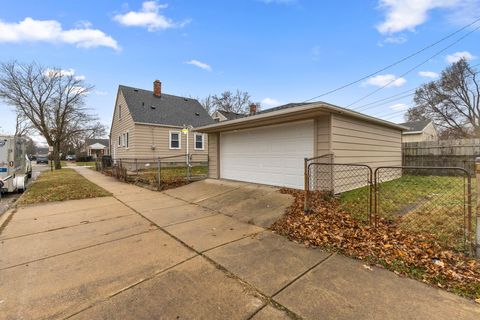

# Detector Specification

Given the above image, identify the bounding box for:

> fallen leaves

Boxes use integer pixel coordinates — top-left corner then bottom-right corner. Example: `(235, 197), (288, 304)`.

(271, 189), (480, 299)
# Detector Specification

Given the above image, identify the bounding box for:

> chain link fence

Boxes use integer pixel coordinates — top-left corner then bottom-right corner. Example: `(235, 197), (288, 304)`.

(304, 157), (476, 254)
(96, 154), (208, 191)
(374, 166), (474, 253)
(305, 161), (373, 224)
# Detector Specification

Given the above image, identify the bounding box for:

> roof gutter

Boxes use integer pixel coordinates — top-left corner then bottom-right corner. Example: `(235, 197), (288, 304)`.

(196, 102), (408, 132)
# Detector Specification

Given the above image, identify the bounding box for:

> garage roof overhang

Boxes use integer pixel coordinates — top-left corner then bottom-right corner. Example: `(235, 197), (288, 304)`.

(196, 102), (408, 133)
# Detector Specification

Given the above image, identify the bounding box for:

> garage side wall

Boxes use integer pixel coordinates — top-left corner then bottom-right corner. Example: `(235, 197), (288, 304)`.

(316, 115), (331, 156)
(208, 132), (219, 179)
(330, 113), (402, 192)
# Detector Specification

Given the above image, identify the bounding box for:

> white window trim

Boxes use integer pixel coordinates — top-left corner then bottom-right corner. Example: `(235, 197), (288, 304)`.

(169, 130), (181, 150)
(118, 105), (122, 120)
(194, 133), (205, 150)
(125, 132), (129, 149)
(118, 135), (121, 147)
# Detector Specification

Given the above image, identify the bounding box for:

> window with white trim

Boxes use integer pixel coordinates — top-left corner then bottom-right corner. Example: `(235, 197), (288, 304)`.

(122, 133), (126, 147)
(169, 131), (181, 149)
(118, 135), (121, 147)
(194, 133), (204, 150)
(118, 105), (122, 120)
(125, 132), (129, 148)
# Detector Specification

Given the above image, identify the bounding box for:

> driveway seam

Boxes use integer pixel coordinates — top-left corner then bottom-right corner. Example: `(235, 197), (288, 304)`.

(0, 229), (156, 271)
(161, 211), (222, 228)
(271, 253), (334, 298)
(0, 213), (136, 241)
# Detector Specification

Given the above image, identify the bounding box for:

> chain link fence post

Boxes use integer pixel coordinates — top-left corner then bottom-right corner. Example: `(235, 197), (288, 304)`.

(157, 158), (161, 190)
(304, 157), (310, 213)
(475, 157), (480, 257)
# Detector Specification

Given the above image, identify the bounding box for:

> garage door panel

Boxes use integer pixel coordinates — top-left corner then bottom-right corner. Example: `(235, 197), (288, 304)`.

(220, 120), (314, 189)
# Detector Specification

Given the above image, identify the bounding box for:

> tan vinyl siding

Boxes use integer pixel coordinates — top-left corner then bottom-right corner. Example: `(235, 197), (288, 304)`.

(133, 124), (208, 159)
(208, 133), (219, 178)
(331, 114), (402, 167)
(110, 91), (136, 160)
(330, 113), (402, 193)
(316, 115), (331, 156)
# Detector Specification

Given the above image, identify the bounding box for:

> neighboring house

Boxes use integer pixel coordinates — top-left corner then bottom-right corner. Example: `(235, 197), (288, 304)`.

(84, 138), (110, 159)
(109, 80), (214, 161)
(197, 103), (406, 190)
(212, 110), (246, 122)
(399, 121), (438, 143)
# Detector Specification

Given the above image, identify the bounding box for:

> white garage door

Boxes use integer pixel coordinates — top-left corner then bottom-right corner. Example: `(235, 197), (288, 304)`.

(220, 120), (314, 189)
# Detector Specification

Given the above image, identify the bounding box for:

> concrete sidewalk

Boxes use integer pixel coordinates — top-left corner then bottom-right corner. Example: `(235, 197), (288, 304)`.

(0, 167), (478, 320)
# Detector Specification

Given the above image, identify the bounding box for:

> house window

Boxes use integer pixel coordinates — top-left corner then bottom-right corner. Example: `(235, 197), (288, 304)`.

(169, 131), (181, 149)
(122, 133), (126, 147)
(194, 133), (204, 150)
(126, 132), (129, 148)
(118, 135), (121, 147)
(118, 105), (122, 120)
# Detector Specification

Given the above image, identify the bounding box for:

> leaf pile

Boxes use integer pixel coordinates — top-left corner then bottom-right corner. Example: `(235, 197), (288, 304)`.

(271, 189), (480, 299)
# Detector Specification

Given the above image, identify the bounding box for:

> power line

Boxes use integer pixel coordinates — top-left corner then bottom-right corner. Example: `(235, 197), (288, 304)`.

(354, 90), (415, 112)
(301, 16), (480, 103)
(345, 22), (480, 108)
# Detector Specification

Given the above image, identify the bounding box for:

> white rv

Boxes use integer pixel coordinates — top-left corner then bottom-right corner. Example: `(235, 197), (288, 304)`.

(0, 136), (32, 193)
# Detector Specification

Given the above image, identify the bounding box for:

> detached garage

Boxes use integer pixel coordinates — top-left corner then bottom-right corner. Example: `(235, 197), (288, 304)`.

(197, 103), (406, 189)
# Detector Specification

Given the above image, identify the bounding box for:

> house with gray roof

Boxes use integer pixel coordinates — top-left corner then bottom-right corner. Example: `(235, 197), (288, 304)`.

(399, 120), (438, 143)
(211, 110), (246, 122)
(109, 80), (214, 160)
(84, 138), (110, 159)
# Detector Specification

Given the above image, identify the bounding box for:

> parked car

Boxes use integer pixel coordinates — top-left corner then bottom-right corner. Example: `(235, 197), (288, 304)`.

(65, 154), (76, 161)
(36, 156), (49, 164)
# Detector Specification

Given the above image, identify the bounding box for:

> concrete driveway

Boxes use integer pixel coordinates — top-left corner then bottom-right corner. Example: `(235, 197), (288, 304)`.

(0, 168), (479, 320)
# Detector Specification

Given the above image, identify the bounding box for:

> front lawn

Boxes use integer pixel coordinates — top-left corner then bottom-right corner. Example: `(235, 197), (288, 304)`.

(17, 169), (111, 205)
(76, 161), (96, 167)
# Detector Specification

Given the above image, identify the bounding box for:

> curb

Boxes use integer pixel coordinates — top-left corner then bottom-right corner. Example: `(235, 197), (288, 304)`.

(0, 208), (15, 232)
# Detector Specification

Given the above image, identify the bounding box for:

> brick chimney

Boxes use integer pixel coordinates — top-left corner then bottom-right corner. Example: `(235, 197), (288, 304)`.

(153, 80), (161, 97)
(249, 103), (257, 116)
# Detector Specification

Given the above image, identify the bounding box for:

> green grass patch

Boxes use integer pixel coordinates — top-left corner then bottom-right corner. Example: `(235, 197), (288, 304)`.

(340, 174), (476, 250)
(17, 169), (111, 205)
(76, 161), (96, 167)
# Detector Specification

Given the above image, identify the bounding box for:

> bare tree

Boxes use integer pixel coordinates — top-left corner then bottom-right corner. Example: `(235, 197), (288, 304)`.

(406, 59), (480, 138)
(64, 121), (106, 155)
(200, 94), (215, 115)
(211, 90), (253, 114)
(0, 61), (99, 169)
(14, 113), (32, 137)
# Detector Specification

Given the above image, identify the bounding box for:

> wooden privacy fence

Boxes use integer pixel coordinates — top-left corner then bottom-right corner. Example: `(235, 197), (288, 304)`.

(403, 138), (480, 175)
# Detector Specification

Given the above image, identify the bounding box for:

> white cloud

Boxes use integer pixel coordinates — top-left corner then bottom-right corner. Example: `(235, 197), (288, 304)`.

(418, 71), (439, 78)
(363, 74), (407, 88)
(389, 103), (409, 110)
(0, 17), (119, 50)
(376, 0), (460, 34)
(185, 59), (212, 71)
(261, 97), (281, 108)
(445, 51), (477, 63)
(114, 1), (189, 31)
(43, 68), (86, 81)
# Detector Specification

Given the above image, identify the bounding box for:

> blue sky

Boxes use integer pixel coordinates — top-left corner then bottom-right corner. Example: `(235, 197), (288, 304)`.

(0, 0), (479, 142)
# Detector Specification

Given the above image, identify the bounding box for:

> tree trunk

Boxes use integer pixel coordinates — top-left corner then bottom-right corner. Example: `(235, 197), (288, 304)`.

(53, 142), (62, 170)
